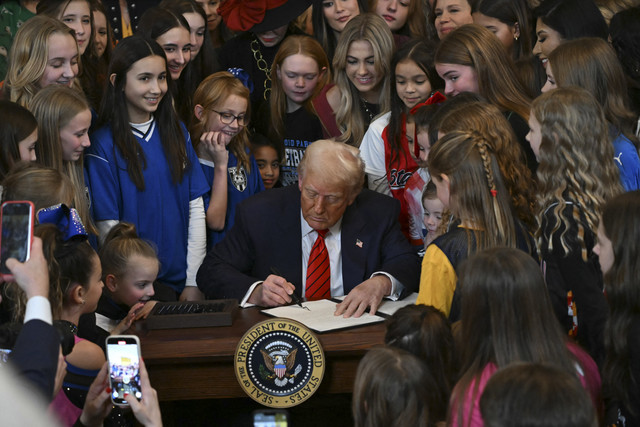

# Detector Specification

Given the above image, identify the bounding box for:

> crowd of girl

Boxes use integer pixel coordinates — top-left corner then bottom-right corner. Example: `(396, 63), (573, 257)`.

(0, 0), (639, 425)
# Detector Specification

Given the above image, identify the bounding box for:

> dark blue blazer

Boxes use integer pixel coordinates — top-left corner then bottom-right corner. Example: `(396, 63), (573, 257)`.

(10, 319), (59, 399)
(197, 186), (420, 300)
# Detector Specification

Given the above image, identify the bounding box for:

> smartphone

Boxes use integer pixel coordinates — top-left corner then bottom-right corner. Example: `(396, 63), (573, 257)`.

(105, 335), (142, 406)
(0, 201), (34, 278)
(253, 409), (289, 427)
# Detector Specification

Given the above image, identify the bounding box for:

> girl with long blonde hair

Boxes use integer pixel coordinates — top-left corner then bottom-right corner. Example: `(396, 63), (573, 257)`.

(29, 85), (96, 236)
(312, 13), (394, 146)
(3, 16), (79, 107)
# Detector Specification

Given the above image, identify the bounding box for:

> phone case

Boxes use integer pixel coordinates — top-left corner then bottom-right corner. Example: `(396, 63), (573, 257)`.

(0, 200), (35, 279)
(106, 335), (142, 407)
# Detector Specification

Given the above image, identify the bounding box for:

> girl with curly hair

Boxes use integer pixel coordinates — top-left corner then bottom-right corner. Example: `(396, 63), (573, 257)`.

(528, 86), (623, 366)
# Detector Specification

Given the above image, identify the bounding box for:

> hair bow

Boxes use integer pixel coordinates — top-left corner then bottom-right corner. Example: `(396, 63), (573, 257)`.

(218, 0), (287, 32)
(227, 68), (255, 94)
(37, 204), (87, 241)
(409, 91), (447, 115)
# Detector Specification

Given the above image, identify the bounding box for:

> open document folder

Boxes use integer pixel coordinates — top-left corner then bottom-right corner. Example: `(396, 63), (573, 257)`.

(261, 293), (418, 333)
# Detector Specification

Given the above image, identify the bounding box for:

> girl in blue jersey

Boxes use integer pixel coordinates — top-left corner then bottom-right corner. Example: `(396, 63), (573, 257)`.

(190, 71), (264, 249)
(85, 35), (209, 300)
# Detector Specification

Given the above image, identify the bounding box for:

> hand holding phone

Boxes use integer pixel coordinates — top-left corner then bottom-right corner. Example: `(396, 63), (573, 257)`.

(106, 335), (143, 406)
(79, 362), (112, 427)
(0, 201), (35, 281)
(124, 357), (162, 427)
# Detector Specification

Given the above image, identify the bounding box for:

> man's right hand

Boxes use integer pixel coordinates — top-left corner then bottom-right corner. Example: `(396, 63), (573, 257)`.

(247, 275), (295, 307)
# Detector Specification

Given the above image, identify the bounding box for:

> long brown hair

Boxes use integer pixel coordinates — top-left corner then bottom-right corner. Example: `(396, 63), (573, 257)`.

(438, 100), (536, 230)
(372, 0), (429, 39)
(549, 37), (639, 144)
(37, 223), (97, 320)
(453, 247), (580, 426)
(99, 35), (190, 191)
(427, 130), (519, 253)
(353, 346), (435, 427)
(435, 24), (531, 121)
(601, 191), (640, 415)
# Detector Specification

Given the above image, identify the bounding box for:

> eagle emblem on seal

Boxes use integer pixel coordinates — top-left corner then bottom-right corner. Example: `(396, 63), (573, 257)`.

(259, 341), (302, 387)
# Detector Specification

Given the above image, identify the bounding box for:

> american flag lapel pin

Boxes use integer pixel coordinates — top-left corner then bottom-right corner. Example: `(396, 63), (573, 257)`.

(356, 239), (363, 248)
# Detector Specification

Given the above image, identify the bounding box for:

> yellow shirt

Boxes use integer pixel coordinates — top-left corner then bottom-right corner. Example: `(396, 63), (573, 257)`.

(416, 244), (456, 316)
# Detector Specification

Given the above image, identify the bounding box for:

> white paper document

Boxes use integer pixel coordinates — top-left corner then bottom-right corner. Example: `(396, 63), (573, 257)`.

(332, 292), (418, 316)
(261, 299), (385, 333)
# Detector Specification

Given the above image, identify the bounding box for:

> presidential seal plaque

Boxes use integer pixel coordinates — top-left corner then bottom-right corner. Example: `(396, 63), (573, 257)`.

(234, 318), (325, 408)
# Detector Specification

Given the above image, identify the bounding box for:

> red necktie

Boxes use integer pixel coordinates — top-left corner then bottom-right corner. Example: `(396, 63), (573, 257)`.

(305, 229), (330, 301)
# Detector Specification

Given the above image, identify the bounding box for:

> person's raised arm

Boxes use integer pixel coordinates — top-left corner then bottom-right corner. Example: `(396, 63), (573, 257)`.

(6, 237), (60, 399)
(202, 131), (230, 231)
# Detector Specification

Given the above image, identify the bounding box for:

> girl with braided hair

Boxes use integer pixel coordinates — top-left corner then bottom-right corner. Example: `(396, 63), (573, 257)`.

(437, 99), (537, 232)
(528, 87), (623, 366)
(416, 130), (536, 321)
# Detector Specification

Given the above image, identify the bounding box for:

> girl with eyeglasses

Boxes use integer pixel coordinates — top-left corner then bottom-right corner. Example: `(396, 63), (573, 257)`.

(191, 71), (264, 249)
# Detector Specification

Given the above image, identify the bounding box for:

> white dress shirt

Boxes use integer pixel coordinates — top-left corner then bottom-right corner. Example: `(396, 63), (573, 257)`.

(240, 210), (404, 306)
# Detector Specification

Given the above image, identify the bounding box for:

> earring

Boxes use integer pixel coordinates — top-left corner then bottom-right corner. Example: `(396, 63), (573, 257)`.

(514, 35), (519, 41)
(81, 299), (86, 305)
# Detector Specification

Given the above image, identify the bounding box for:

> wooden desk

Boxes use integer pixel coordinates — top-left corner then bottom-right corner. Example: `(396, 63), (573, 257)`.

(136, 307), (385, 401)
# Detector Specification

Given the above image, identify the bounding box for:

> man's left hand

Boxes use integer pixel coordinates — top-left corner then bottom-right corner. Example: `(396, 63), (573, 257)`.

(334, 275), (391, 318)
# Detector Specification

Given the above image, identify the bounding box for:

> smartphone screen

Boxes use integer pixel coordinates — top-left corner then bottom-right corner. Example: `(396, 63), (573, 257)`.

(0, 201), (34, 275)
(253, 410), (289, 427)
(106, 336), (142, 406)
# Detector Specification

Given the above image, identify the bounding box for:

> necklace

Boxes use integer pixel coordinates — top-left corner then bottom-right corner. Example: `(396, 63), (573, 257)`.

(360, 98), (379, 123)
(250, 38), (272, 100)
(58, 319), (78, 336)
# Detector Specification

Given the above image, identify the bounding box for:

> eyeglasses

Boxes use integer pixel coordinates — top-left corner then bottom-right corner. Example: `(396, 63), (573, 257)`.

(211, 109), (247, 126)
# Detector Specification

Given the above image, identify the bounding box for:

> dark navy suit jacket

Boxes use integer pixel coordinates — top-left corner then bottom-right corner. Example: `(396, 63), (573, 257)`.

(197, 186), (420, 300)
(10, 319), (59, 399)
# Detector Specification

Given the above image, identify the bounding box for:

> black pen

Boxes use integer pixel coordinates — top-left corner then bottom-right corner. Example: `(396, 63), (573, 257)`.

(270, 267), (309, 310)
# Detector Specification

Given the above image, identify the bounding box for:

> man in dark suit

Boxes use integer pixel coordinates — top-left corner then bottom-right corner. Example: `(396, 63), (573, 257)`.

(196, 139), (420, 318)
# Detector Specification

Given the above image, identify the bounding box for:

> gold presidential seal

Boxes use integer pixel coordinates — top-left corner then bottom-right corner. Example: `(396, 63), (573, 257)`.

(234, 318), (325, 408)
